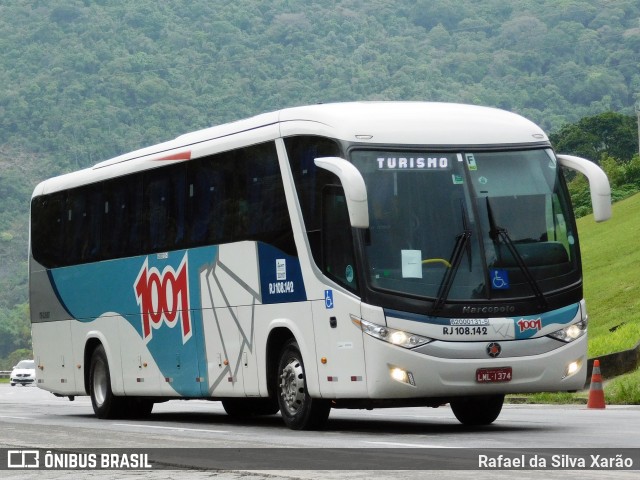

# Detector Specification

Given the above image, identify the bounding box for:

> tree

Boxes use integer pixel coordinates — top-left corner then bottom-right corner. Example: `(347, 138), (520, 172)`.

(2, 349), (33, 371)
(551, 112), (638, 163)
(0, 303), (30, 359)
(556, 112), (640, 217)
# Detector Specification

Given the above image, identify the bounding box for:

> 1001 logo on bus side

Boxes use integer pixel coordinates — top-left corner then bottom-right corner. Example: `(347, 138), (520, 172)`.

(134, 254), (192, 344)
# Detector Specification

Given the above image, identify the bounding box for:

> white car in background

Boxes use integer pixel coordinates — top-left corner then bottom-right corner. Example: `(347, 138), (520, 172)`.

(10, 360), (36, 386)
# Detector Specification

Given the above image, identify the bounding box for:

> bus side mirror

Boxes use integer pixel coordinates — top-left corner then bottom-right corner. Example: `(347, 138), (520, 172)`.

(314, 157), (369, 228)
(557, 154), (612, 222)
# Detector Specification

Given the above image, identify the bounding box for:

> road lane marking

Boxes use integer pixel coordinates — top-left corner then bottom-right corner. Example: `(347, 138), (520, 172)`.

(115, 423), (229, 434)
(365, 412), (448, 419)
(0, 415), (32, 420)
(364, 441), (454, 448)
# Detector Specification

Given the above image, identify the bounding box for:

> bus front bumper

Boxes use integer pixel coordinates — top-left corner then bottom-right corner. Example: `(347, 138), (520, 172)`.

(362, 333), (587, 399)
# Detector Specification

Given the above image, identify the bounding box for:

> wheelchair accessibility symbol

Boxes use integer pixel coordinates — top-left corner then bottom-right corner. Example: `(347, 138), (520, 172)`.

(490, 269), (509, 290)
(324, 290), (334, 309)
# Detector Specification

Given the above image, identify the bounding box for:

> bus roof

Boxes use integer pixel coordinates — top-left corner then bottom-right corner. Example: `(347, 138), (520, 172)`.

(33, 102), (549, 196)
(278, 102), (548, 146)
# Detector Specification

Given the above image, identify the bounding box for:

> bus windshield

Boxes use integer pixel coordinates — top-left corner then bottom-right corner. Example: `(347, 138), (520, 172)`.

(351, 148), (579, 304)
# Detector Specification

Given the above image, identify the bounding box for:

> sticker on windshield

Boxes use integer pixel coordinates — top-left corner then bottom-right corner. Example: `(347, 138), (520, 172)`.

(465, 154), (477, 171)
(452, 174), (464, 185)
(490, 269), (510, 290)
(345, 265), (354, 283)
(401, 250), (422, 279)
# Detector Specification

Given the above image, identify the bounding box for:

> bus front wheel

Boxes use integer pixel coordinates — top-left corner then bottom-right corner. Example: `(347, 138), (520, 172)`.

(450, 394), (504, 426)
(276, 339), (330, 430)
(89, 345), (127, 419)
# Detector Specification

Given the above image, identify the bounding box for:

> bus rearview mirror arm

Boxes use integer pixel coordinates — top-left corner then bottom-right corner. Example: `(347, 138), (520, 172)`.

(557, 154), (612, 223)
(314, 157), (370, 228)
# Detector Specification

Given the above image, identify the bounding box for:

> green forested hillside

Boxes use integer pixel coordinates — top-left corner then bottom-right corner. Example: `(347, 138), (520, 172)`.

(0, 0), (639, 362)
(2, 0), (638, 170)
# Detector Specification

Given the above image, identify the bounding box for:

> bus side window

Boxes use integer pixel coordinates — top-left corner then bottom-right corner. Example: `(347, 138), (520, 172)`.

(143, 165), (186, 253)
(242, 146), (267, 236)
(102, 176), (142, 259)
(85, 189), (103, 262)
(32, 192), (65, 268)
(241, 143), (295, 255)
(322, 185), (358, 292)
(284, 136), (343, 266)
(548, 193), (571, 259)
(65, 188), (102, 264)
(187, 159), (225, 246)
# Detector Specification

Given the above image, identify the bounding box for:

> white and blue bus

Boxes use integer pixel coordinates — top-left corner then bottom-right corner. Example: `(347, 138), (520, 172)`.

(30, 102), (611, 429)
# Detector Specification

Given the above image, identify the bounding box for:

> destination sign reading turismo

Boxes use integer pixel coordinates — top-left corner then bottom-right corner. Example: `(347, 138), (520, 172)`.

(376, 156), (450, 170)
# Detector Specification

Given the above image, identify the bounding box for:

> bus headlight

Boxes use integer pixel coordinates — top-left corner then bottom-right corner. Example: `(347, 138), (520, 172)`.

(389, 366), (416, 386)
(564, 359), (582, 379)
(547, 319), (587, 343)
(351, 316), (432, 349)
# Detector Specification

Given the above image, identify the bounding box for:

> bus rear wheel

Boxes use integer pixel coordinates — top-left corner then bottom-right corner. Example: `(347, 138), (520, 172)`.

(89, 345), (127, 419)
(450, 394), (504, 426)
(276, 339), (330, 430)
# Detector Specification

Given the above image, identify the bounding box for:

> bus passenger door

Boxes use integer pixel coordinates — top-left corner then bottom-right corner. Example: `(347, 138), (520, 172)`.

(313, 185), (367, 398)
(312, 295), (367, 399)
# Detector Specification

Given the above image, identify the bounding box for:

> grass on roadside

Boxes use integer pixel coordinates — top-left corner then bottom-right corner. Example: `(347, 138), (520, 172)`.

(508, 367), (640, 405)
(578, 193), (640, 358)
(603, 368), (640, 404)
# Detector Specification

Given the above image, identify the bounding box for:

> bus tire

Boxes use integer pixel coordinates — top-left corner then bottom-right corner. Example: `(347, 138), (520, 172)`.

(450, 394), (504, 426)
(222, 398), (279, 418)
(89, 345), (127, 419)
(276, 339), (330, 430)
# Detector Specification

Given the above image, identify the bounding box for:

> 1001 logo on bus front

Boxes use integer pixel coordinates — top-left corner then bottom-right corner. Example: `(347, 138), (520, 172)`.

(134, 254), (192, 344)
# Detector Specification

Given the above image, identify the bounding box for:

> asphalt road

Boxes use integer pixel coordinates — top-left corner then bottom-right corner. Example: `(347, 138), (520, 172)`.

(0, 383), (638, 479)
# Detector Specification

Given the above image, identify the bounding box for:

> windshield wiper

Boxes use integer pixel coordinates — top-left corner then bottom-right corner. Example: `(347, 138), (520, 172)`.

(431, 202), (473, 314)
(486, 198), (548, 309)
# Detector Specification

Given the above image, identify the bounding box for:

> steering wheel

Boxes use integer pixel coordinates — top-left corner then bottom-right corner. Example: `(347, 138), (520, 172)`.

(422, 258), (452, 268)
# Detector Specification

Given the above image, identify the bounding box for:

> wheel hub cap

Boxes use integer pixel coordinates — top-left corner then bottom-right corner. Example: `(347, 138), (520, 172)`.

(279, 358), (305, 415)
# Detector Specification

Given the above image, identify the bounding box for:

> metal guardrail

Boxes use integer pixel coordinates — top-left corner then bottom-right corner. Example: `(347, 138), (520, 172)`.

(0, 371), (11, 379)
